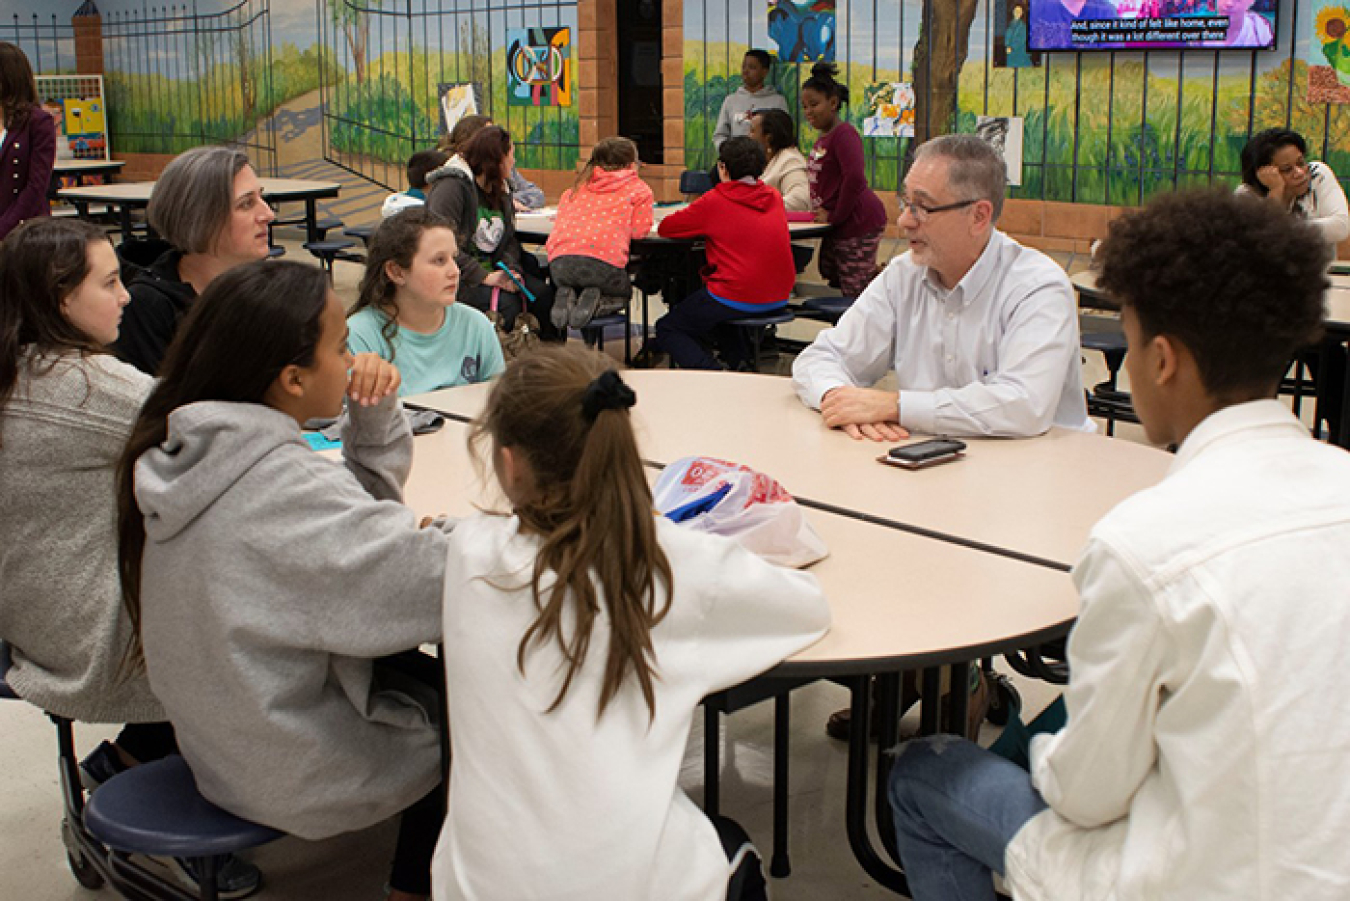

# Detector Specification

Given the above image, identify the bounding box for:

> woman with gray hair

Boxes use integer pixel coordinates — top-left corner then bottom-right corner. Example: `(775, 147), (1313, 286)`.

(112, 145), (276, 375)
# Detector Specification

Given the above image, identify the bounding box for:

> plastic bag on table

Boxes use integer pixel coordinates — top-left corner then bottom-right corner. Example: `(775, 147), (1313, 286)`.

(652, 456), (828, 568)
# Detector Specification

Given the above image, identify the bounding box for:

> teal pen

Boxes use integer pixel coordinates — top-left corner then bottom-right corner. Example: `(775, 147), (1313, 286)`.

(495, 261), (536, 303)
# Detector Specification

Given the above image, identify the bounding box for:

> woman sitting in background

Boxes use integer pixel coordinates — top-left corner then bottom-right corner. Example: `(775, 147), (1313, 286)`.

(113, 145), (276, 375)
(1238, 127), (1350, 247)
(749, 109), (810, 212)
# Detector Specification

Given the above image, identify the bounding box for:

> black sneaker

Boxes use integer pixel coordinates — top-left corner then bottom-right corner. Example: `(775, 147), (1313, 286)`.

(551, 286), (575, 330)
(569, 287), (603, 329)
(170, 854), (263, 901)
(79, 740), (129, 791)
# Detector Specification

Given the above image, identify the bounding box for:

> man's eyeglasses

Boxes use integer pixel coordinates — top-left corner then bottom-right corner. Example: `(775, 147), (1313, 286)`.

(897, 196), (979, 223)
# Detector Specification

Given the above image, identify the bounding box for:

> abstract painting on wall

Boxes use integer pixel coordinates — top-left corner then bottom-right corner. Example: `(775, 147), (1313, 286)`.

(438, 83), (482, 135)
(1309, 1), (1350, 102)
(863, 82), (915, 138)
(976, 115), (1024, 186)
(768, 0), (836, 63)
(506, 28), (573, 107)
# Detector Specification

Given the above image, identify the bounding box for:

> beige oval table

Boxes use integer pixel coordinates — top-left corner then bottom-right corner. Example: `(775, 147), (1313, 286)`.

(403, 372), (1169, 891)
(410, 370), (1171, 570)
(398, 415), (1082, 892)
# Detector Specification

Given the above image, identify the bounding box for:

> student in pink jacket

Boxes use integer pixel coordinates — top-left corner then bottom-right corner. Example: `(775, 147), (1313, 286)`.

(546, 137), (654, 329)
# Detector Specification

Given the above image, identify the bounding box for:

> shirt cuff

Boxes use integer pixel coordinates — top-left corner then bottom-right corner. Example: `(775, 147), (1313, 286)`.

(897, 390), (936, 434)
(810, 379), (849, 410)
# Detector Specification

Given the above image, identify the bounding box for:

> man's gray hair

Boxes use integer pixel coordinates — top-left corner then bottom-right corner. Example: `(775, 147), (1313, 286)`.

(148, 146), (252, 255)
(912, 134), (1007, 222)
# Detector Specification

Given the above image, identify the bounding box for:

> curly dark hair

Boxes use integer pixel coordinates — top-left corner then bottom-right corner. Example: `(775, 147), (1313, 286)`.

(718, 136), (767, 180)
(1239, 128), (1307, 196)
(1097, 190), (1328, 399)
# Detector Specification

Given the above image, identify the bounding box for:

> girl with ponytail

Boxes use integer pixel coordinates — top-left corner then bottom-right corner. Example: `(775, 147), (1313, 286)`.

(800, 61), (887, 298)
(433, 345), (831, 901)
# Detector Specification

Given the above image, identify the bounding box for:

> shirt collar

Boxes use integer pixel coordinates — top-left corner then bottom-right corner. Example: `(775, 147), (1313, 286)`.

(923, 230), (1003, 307)
(1170, 399), (1309, 475)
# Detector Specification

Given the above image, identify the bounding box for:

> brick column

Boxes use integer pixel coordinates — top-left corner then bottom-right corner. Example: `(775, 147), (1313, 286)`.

(72, 0), (104, 75)
(653, 0), (685, 201)
(576, 0), (618, 156)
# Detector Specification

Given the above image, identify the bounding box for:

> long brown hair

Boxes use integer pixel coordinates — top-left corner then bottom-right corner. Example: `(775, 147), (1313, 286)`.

(472, 346), (673, 719)
(0, 42), (38, 130)
(0, 218), (111, 421)
(572, 136), (639, 193)
(462, 125), (512, 209)
(116, 261), (329, 674)
(352, 207), (456, 362)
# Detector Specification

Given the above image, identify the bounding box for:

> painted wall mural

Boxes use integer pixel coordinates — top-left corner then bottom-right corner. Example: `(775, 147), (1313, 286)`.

(3, 0), (580, 189)
(685, 0), (1350, 206)
(506, 27), (572, 107)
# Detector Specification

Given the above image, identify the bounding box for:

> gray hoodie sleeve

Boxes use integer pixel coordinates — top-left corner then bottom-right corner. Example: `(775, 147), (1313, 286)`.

(341, 394), (412, 503)
(508, 169), (546, 210)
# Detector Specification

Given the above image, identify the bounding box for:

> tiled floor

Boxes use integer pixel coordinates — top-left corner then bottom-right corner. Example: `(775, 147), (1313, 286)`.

(0, 231), (1156, 900)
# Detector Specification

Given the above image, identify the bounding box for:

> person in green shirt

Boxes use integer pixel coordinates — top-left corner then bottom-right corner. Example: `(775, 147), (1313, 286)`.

(348, 208), (504, 396)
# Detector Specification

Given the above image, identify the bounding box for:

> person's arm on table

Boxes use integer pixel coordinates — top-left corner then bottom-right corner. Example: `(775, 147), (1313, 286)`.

(897, 280), (1079, 437)
(1028, 534), (1169, 828)
(792, 269), (906, 441)
(656, 196), (711, 239)
(630, 184), (655, 239)
(508, 169), (545, 211)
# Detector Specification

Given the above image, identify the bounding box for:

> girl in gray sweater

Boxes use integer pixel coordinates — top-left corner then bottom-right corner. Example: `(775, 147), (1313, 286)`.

(117, 260), (450, 901)
(0, 219), (176, 770)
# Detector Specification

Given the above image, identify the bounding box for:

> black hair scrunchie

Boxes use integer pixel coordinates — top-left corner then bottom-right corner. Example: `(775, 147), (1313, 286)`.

(581, 370), (637, 422)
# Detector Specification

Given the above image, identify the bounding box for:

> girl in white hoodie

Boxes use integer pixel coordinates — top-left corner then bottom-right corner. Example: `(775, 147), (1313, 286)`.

(432, 346), (831, 901)
(117, 260), (449, 901)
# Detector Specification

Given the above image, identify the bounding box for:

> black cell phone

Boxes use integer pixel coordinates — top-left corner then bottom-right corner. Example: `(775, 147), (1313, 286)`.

(879, 438), (968, 470)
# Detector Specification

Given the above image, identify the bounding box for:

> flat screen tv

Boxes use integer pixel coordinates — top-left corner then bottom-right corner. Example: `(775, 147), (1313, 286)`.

(1026, 0), (1279, 51)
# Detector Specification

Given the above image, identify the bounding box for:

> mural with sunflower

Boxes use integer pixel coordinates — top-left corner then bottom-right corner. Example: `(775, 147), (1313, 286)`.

(684, 0), (1350, 206)
(1312, 2), (1350, 101)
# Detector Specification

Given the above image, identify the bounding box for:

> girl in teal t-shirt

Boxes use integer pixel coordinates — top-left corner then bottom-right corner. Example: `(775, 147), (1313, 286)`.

(348, 208), (504, 396)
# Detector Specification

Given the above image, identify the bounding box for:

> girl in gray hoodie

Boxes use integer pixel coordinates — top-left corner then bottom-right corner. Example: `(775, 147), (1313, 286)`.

(117, 260), (449, 901)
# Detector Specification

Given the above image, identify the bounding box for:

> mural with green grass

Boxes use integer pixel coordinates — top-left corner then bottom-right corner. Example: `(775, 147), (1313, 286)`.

(685, 0), (1350, 207)
(323, 7), (580, 181)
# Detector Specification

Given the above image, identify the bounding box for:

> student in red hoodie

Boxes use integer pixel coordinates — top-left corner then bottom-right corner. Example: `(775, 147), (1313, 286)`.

(654, 136), (794, 370)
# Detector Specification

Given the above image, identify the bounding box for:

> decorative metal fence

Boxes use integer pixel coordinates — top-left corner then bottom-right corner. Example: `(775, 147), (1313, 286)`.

(102, 0), (277, 170)
(319, 0), (580, 191)
(684, 0), (1348, 206)
(2, 14), (77, 73)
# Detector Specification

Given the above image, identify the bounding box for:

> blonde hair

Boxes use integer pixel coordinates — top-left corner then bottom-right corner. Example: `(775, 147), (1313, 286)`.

(472, 346), (672, 719)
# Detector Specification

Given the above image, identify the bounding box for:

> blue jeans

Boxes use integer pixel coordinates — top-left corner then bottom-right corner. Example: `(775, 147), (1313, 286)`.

(889, 736), (1047, 901)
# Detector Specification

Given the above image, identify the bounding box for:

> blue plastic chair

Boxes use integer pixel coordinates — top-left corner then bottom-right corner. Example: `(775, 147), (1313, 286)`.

(84, 755), (282, 901)
(580, 311), (633, 365)
(726, 309), (795, 372)
(798, 295), (854, 324)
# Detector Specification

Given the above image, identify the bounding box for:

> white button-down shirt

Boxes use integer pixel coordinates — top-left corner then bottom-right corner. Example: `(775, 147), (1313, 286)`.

(792, 230), (1092, 437)
(1006, 400), (1350, 900)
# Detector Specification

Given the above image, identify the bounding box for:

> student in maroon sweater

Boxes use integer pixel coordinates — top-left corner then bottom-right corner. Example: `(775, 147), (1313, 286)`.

(802, 62), (887, 298)
(655, 137), (795, 370)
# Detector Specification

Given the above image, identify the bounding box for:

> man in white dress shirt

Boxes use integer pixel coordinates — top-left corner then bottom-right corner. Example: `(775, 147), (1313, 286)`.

(889, 191), (1350, 901)
(792, 134), (1091, 440)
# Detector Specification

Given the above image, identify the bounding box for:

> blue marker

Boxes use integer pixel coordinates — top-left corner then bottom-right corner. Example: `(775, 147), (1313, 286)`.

(495, 261), (536, 304)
